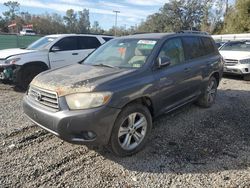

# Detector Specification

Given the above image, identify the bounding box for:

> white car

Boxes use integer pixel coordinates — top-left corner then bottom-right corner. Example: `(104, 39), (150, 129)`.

(0, 34), (113, 88)
(20, 29), (36, 36)
(219, 40), (250, 81)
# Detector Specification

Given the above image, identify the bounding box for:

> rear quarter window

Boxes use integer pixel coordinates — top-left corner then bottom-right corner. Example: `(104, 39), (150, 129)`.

(201, 37), (217, 55)
(102, 37), (113, 42)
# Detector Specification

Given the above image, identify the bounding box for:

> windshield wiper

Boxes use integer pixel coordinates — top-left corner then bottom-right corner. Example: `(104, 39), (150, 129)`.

(93, 63), (116, 68)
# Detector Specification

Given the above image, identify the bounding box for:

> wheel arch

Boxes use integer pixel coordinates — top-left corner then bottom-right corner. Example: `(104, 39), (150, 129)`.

(21, 61), (49, 70)
(120, 96), (154, 117)
(210, 71), (220, 86)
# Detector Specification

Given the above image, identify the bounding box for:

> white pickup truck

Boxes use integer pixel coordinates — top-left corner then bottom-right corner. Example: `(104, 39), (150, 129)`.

(0, 34), (113, 88)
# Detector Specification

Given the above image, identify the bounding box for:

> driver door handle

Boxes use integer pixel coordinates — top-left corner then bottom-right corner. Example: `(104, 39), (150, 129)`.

(72, 53), (78, 55)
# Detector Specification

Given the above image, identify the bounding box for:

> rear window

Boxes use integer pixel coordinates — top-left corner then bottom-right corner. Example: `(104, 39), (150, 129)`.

(78, 36), (101, 49)
(182, 37), (204, 60)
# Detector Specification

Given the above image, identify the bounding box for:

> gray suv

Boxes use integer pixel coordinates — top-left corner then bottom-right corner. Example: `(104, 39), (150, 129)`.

(23, 31), (223, 156)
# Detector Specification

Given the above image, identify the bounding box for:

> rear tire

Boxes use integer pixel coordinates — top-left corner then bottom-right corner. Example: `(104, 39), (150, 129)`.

(196, 76), (218, 108)
(16, 65), (46, 90)
(243, 74), (250, 81)
(108, 103), (152, 157)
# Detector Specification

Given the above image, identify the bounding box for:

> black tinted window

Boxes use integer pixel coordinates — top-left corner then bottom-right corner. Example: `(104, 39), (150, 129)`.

(102, 37), (113, 42)
(78, 36), (101, 49)
(182, 37), (204, 60)
(158, 38), (185, 66)
(54, 37), (78, 51)
(201, 37), (216, 55)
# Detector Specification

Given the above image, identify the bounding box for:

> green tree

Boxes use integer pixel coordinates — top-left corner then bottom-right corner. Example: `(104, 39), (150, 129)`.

(91, 21), (104, 34)
(0, 16), (8, 32)
(3, 1), (20, 21)
(223, 0), (250, 33)
(137, 0), (208, 33)
(77, 9), (90, 33)
(63, 9), (78, 33)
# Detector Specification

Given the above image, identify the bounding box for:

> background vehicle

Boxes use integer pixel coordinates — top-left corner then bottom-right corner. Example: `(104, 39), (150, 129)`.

(23, 31), (223, 156)
(20, 29), (36, 36)
(219, 40), (250, 81)
(215, 42), (226, 49)
(0, 34), (113, 88)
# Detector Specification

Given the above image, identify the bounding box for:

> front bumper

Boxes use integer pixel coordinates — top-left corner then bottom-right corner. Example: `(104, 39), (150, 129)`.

(23, 95), (121, 145)
(223, 64), (250, 75)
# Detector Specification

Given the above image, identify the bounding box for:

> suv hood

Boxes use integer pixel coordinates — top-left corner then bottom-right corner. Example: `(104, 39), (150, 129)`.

(220, 50), (250, 60)
(31, 64), (133, 96)
(0, 48), (36, 59)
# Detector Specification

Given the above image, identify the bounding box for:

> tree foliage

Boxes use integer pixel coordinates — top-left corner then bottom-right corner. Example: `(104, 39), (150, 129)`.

(223, 0), (250, 33)
(3, 1), (20, 21)
(0, 0), (249, 35)
(138, 0), (208, 32)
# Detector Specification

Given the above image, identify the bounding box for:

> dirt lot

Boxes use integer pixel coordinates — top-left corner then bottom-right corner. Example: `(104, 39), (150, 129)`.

(0, 76), (250, 187)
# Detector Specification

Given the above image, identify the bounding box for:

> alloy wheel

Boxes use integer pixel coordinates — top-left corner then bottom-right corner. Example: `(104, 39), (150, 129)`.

(118, 112), (147, 151)
(207, 79), (217, 103)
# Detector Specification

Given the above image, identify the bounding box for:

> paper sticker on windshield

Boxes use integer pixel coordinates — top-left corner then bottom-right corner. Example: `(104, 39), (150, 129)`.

(137, 40), (157, 49)
(137, 40), (157, 45)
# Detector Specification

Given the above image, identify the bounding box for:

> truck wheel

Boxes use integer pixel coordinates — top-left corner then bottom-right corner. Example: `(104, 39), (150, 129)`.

(243, 74), (250, 81)
(16, 65), (45, 90)
(108, 103), (152, 157)
(196, 76), (218, 108)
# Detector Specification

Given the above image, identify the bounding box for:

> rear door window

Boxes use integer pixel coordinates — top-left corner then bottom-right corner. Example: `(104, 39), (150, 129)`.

(78, 36), (101, 49)
(182, 37), (204, 60)
(53, 37), (78, 51)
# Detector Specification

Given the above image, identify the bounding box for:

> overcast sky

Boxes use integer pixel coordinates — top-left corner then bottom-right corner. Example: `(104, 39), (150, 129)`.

(0, 0), (168, 29)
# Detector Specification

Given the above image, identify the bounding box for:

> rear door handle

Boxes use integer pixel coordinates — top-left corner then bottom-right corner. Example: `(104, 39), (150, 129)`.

(72, 53), (78, 55)
(184, 67), (191, 72)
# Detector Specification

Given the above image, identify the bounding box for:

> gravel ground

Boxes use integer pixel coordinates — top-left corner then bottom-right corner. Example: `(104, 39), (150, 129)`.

(0, 76), (250, 187)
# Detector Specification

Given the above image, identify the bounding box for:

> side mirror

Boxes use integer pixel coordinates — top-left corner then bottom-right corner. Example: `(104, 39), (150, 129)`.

(157, 56), (171, 68)
(51, 46), (60, 52)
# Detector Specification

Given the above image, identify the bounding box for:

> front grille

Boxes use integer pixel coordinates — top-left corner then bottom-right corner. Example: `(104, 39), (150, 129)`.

(224, 59), (238, 66)
(28, 86), (59, 110)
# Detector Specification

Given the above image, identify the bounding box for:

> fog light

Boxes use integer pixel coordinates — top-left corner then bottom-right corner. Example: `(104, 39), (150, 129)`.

(245, 68), (249, 72)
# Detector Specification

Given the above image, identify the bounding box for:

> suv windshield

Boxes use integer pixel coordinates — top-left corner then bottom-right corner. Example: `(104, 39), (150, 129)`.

(220, 41), (250, 51)
(26, 36), (58, 50)
(84, 38), (157, 68)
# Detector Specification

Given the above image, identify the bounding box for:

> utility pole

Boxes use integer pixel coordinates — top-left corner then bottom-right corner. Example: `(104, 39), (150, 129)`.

(113, 10), (120, 36)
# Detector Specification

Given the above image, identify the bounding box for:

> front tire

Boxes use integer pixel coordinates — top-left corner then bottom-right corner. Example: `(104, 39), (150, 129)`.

(108, 103), (152, 157)
(243, 74), (250, 81)
(196, 76), (218, 108)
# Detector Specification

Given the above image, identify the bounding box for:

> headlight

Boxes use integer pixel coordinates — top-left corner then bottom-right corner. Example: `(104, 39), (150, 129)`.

(5, 58), (21, 64)
(65, 92), (112, 110)
(240, 59), (250, 64)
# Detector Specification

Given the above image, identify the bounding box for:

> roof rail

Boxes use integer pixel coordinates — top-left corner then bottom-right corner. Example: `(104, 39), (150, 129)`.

(131, 32), (157, 35)
(177, 30), (210, 35)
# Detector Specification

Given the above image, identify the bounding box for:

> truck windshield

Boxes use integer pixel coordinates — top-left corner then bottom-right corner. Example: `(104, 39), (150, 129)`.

(220, 41), (250, 51)
(26, 36), (57, 50)
(84, 38), (158, 69)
